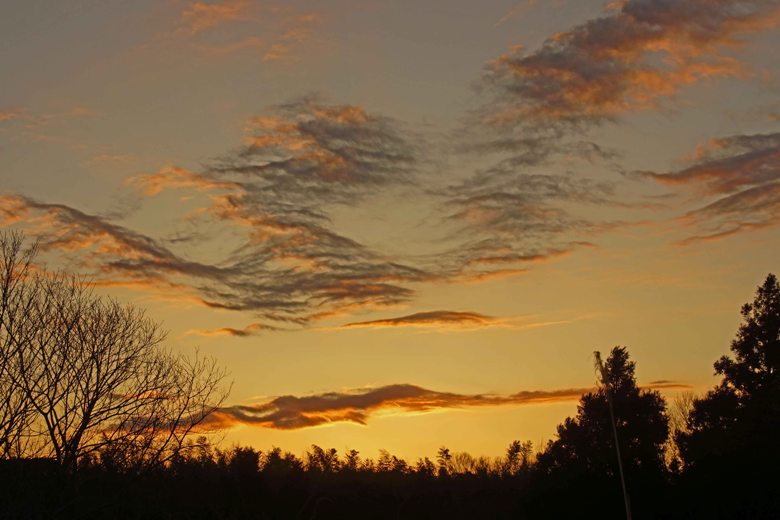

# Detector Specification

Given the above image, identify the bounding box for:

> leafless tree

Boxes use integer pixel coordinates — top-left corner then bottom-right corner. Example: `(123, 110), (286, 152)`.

(0, 232), (39, 459)
(664, 391), (696, 469)
(0, 231), (230, 472)
(95, 348), (231, 473)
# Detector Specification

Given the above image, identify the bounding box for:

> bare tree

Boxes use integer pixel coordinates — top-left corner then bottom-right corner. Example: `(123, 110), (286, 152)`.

(0, 232), (39, 459)
(664, 391), (696, 470)
(0, 231), (230, 472)
(96, 348), (231, 473)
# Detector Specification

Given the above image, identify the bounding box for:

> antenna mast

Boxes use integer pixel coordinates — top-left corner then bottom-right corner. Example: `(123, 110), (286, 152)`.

(594, 350), (632, 520)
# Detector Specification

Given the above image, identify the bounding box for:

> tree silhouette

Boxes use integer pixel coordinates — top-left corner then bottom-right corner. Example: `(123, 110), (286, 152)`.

(306, 444), (340, 473)
(533, 347), (668, 518)
(537, 347), (668, 476)
(676, 273), (780, 516)
(503, 440), (533, 476)
(0, 232), (38, 459)
(0, 231), (230, 472)
(436, 446), (452, 476)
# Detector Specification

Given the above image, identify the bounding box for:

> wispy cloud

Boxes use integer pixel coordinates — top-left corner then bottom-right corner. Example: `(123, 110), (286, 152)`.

(1, 99), (436, 325)
(495, 0), (538, 27)
(187, 322), (284, 337)
(0, 90), (687, 329)
(481, 0), (780, 133)
(194, 35), (265, 56)
(342, 310), (501, 330)
(340, 310), (585, 331)
(439, 169), (615, 282)
(21, 106), (95, 129)
(445, 173), (615, 238)
(643, 132), (780, 194)
(641, 132), (780, 243)
(0, 191), (433, 323)
(216, 97), (420, 202)
(172, 1), (323, 62)
(0, 109), (21, 123)
(676, 183), (780, 245)
(464, 0), (780, 214)
(127, 166), (239, 196)
(0, 194), (218, 288)
(446, 0), (780, 271)
(205, 381), (693, 430)
(178, 0), (251, 36)
(261, 13), (321, 63)
(0, 106), (95, 144)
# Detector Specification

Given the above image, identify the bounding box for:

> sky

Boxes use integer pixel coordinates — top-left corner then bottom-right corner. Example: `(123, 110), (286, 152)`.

(2, 0), (780, 461)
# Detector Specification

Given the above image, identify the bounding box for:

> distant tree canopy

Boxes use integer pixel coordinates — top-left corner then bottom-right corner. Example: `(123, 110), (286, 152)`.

(0, 231), (230, 472)
(536, 346), (668, 479)
(677, 273), (780, 469)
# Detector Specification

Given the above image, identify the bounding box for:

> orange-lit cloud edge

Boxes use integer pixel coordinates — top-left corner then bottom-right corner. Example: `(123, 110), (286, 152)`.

(204, 381), (692, 431)
(2, 1), (780, 334)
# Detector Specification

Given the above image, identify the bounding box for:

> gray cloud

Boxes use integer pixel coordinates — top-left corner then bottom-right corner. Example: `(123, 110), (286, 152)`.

(459, 0), (780, 222)
(1, 192), (437, 323)
(1, 99), (438, 325)
(640, 132), (780, 243)
(643, 132), (780, 194)
(480, 0), (780, 135)
(446, 173), (615, 235)
(440, 0), (780, 268)
(210, 96), (420, 206)
(677, 182), (780, 244)
(438, 169), (617, 281)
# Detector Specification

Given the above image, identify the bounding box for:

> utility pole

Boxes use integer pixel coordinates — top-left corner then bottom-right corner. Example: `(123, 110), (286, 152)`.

(594, 351), (632, 520)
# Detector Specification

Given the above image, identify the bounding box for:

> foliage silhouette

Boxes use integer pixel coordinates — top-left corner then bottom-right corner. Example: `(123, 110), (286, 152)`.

(676, 273), (780, 517)
(530, 346), (669, 518)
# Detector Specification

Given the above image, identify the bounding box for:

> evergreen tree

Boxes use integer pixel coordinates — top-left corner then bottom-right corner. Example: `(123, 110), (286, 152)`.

(531, 347), (668, 518)
(537, 346), (668, 476)
(675, 274), (780, 516)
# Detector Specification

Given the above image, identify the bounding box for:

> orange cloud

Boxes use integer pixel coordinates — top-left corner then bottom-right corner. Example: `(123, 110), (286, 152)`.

(645, 133), (780, 195)
(0, 195), (28, 226)
(187, 322), (283, 337)
(483, 0), (780, 130)
(195, 35), (265, 56)
(674, 221), (773, 246)
(175, 2), (323, 63)
(179, 0), (250, 35)
(127, 166), (239, 196)
(0, 106), (95, 145)
(642, 132), (780, 243)
(205, 381), (692, 430)
(0, 109), (21, 122)
(675, 183), (780, 244)
(454, 268), (530, 284)
(22, 106), (95, 130)
(340, 310), (584, 332)
(342, 310), (501, 330)
(1, 92), (618, 329)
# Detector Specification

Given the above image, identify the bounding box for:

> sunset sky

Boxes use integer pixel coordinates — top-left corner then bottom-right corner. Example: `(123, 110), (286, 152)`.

(2, 0), (779, 460)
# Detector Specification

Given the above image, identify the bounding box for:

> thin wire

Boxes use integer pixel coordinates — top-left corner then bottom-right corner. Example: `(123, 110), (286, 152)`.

(595, 351), (632, 520)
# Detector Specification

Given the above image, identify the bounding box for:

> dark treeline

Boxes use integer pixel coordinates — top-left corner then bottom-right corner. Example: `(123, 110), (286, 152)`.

(1, 231), (779, 519)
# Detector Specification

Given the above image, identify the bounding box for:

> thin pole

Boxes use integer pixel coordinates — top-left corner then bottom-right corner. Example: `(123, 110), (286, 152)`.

(595, 351), (632, 520)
